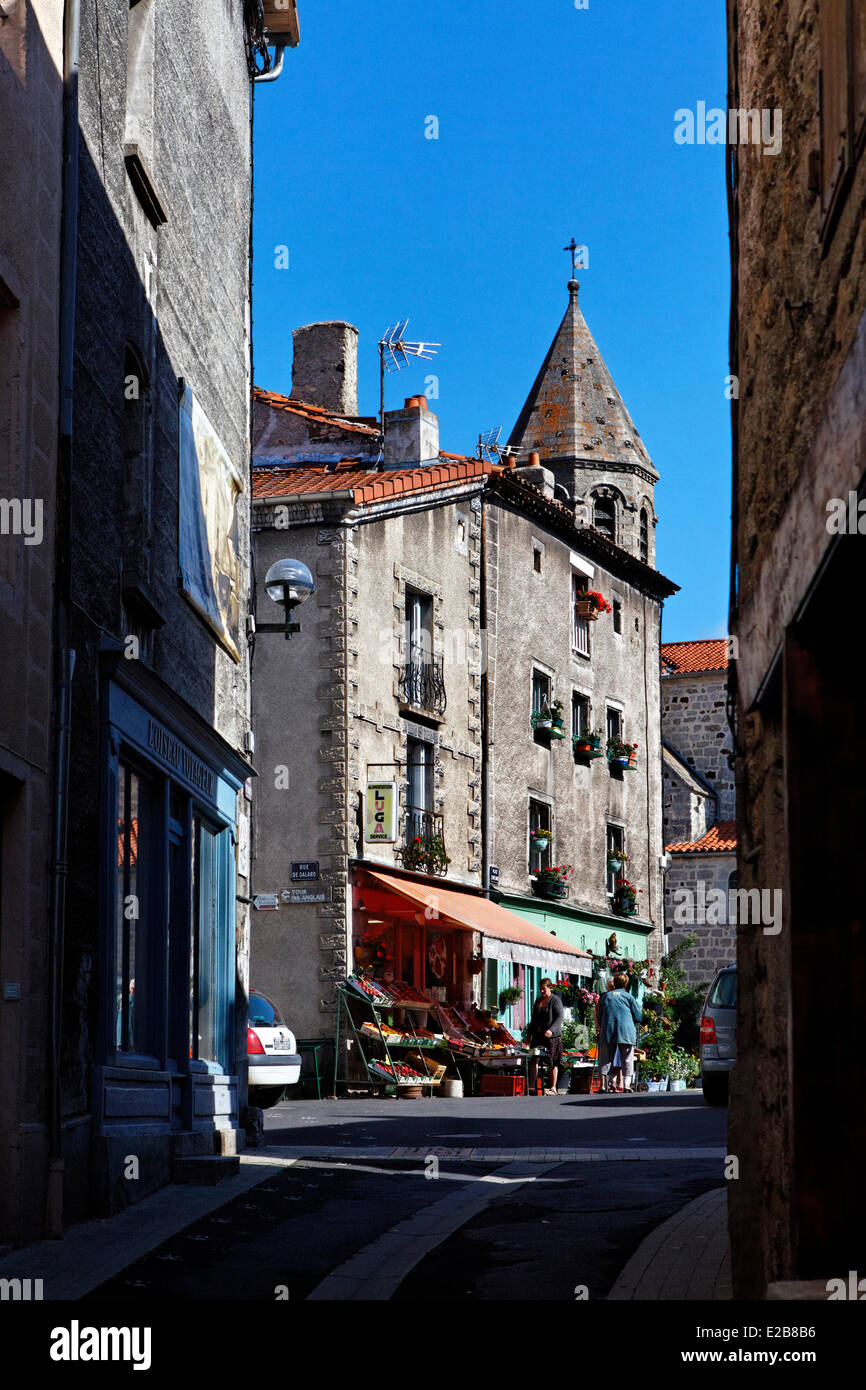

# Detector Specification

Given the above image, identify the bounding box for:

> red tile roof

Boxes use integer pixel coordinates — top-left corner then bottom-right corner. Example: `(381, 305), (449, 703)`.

(252, 457), (492, 504)
(661, 639), (729, 674)
(254, 387), (380, 436)
(666, 819), (737, 854)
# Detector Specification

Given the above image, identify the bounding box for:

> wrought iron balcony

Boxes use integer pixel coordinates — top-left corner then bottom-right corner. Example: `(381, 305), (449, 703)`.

(398, 654), (446, 716)
(399, 807), (449, 876)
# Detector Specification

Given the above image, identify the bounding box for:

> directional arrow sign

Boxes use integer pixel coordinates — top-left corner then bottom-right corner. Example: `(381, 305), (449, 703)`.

(253, 893), (280, 911)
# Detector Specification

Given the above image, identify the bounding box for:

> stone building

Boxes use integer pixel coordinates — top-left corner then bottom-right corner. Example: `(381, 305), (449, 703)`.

(661, 639), (736, 987)
(0, 1), (296, 1242)
(0, 0), (64, 1249)
(727, 0), (866, 1296)
(250, 287), (676, 1049)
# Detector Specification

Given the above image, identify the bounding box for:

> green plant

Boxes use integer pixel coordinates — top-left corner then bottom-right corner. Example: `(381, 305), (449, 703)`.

(400, 833), (450, 875)
(667, 1048), (700, 1082)
(607, 737), (638, 759)
(535, 863), (573, 884)
(659, 935), (708, 1054)
(498, 985), (523, 1012)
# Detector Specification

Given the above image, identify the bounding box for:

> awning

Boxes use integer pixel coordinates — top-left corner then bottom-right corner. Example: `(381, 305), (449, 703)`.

(361, 869), (593, 977)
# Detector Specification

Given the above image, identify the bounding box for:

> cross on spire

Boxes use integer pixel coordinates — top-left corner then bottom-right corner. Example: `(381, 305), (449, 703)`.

(564, 237), (581, 277)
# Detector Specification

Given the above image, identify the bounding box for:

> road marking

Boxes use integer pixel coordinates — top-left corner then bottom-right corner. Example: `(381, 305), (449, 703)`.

(306, 1161), (561, 1301)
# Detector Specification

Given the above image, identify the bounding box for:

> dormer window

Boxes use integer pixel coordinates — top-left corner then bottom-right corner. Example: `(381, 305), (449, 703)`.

(593, 494), (615, 541)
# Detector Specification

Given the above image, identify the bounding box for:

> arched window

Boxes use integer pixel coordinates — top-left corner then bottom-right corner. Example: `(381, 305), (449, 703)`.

(640, 507), (649, 563)
(593, 493), (615, 540)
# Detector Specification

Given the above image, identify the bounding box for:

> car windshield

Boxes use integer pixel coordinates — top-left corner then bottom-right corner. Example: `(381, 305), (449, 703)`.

(707, 970), (737, 1009)
(249, 992), (283, 1027)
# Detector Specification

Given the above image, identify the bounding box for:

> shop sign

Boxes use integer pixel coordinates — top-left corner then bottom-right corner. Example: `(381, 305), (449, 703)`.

(146, 718), (215, 798)
(291, 861), (319, 881)
(364, 781), (397, 842)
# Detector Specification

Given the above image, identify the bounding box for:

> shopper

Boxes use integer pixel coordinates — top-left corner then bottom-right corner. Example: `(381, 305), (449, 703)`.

(596, 971), (643, 1093)
(527, 978), (563, 1095)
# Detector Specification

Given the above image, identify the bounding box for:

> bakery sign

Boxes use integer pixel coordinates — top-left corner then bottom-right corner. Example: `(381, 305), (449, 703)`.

(364, 781), (397, 843)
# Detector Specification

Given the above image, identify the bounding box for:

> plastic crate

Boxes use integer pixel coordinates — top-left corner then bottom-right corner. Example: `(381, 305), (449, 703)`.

(480, 1074), (526, 1097)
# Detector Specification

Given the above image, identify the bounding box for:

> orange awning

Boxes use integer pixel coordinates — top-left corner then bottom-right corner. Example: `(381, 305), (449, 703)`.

(361, 869), (592, 974)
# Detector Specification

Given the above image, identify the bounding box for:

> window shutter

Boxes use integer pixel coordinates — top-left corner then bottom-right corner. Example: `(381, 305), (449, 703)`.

(819, 0), (850, 226)
(853, 0), (866, 147)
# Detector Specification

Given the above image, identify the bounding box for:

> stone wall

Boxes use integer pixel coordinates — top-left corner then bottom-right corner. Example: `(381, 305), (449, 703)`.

(664, 854), (737, 989)
(662, 669), (733, 823)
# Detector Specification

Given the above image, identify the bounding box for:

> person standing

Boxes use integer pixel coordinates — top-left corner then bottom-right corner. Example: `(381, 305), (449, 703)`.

(596, 972), (643, 1093)
(527, 978), (564, 1095)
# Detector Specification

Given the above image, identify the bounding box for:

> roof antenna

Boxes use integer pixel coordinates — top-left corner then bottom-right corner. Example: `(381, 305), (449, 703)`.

(476, 427), (519, 465)
(376, 319), (440, 469)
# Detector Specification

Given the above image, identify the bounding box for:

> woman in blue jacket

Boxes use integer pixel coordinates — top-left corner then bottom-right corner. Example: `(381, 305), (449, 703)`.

(596, 972), (643, 1092)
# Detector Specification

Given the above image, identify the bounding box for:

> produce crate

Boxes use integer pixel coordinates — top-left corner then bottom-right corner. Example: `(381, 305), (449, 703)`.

(480, 1074), (526, 1097)
(407, 1052), (446, 1083)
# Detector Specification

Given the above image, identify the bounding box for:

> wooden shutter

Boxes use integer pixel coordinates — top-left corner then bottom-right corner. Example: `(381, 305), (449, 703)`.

(853, 0), (866, 148)
(819, 0), (850, 224)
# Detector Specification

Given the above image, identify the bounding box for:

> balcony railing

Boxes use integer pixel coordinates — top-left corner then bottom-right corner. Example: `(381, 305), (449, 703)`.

(399, 807), (449, 876)
(398, 654), (446, 716)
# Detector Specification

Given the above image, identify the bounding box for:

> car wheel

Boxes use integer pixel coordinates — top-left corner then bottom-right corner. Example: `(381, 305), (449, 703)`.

(701, 1072), (729, 1106)
(250, 1085), (286, 1109)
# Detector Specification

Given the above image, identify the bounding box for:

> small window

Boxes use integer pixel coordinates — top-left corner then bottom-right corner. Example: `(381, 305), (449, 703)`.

(606, 824), (625, 896)
(531, 669), (551, 716)
(606, 707), (623, 744)
(532, 540), (544, 574)
(639, 508), (649, 564)
(612, 599), (622, 634)
(455, 512), (468, 553)
(571, 574), (590, 657)
(593, 494), (615, 541)
(572, 692), (590, 739)
(529, 799), (551, 874)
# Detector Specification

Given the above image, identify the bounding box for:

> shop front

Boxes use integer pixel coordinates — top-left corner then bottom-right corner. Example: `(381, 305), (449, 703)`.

(339, 865), (592, 1095)
(495, 892), (656, 993)
(92, 652), (251, 1209)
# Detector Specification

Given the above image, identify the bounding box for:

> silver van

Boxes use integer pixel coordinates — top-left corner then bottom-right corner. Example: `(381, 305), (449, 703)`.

(699, 963), (736, 1105)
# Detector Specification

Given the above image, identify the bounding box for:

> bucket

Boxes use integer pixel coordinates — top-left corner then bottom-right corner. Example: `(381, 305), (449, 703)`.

(441, 1078), (464, 1098)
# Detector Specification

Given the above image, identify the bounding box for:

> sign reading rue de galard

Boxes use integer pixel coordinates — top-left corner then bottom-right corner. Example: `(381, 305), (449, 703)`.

(291, 861), (319, 881)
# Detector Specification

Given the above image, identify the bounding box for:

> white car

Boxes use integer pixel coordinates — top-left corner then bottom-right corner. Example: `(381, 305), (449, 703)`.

(247, 990), (301, 1108)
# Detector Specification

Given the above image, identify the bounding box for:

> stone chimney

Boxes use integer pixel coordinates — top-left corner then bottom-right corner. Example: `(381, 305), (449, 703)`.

(290, 321), (359, 415)
(384, 395), (440, 467)
(518, 449), (555, 498)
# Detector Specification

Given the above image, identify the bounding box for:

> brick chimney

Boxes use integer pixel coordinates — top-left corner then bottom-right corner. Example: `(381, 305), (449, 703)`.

(384, 395), (440, 466)
(290, 321), (359, 415)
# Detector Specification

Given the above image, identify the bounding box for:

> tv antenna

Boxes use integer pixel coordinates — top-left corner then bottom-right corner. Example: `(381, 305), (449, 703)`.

(377, 319), (440, 444)
(476, 427), (519, 464)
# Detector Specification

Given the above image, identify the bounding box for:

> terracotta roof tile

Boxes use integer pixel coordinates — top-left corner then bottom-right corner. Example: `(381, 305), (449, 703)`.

(252, 457), (491, 504)
(253, 387), (380, 436)
(661, 639), (729, 674)
(666, 819), (737, 854)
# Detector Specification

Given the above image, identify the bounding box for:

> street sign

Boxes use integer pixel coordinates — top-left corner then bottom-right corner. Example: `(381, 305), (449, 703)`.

(253, 894), (280, 911)
(291, 861), (319, 881)
(489, 865), (500, 887)
(282, 888), (326, 904)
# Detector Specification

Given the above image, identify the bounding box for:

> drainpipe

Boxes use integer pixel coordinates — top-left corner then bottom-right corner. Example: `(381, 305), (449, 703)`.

(46, 0), (81, 1239)
(252, 42), (285, 83)
(480, 499), (491, 895)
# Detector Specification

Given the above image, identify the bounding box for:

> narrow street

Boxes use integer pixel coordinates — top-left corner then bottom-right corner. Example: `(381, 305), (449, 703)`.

(86, 1091), (726, 1302)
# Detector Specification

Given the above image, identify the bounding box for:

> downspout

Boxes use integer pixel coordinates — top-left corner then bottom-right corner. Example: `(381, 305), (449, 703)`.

(252, 42), (285, 83)
(46, 0), (81, 1238)
(480, 495), (491, 896)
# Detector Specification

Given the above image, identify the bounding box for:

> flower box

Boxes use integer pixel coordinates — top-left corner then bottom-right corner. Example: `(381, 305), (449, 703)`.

(534, 879), (569, 900)
(575, 591), (611, 620)
(531, 712), (553, 731)
(549, 717), (566, 740)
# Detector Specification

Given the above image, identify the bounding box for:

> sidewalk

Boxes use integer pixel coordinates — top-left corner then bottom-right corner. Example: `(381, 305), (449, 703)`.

(607, 1186), (732, 1299)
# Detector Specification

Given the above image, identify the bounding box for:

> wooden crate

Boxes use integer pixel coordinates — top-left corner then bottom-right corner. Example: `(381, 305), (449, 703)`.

(480, 1074), (526, 1097)
(263, 1), (300, 43)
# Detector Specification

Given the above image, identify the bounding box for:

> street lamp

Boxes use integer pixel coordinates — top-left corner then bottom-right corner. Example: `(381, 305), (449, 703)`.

(257, 558), (315, 639)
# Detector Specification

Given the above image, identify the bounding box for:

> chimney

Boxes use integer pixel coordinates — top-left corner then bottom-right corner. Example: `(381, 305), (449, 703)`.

(290, 321), (359, 415)
(519, 449), (555, 498)
(384, 395), (440, 467)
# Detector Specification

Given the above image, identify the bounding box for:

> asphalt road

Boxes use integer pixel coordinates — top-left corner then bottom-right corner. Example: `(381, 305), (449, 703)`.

(87, 1090), (726, 1302)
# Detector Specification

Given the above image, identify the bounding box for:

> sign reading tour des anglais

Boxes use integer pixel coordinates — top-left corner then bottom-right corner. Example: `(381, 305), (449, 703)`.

(364, 781), (397, 842)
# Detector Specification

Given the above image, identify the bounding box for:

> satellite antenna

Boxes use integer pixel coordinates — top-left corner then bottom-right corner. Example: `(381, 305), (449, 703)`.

(476, 427), (520, 464)
(377, 319), (440, 452)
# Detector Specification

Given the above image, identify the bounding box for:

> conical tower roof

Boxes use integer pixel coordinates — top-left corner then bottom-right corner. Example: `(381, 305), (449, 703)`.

(508, 280), (658, 480)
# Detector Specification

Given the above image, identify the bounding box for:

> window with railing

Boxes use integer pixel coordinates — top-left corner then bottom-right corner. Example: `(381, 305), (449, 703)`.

(400, 589), (446, 714)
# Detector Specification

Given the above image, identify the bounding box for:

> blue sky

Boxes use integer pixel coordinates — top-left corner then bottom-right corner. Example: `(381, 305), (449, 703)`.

(252, 1), (730, 642)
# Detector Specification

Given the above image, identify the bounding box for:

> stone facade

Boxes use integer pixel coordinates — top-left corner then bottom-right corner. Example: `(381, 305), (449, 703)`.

(0, 0), (64, 1249)
(661, 650), (736, 986)
(728, 0), (866, 1297)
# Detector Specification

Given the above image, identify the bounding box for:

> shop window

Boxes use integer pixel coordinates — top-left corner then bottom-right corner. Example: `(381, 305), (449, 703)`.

(529, 798), (551, 874)
(571, 574), (590, 657)
(606, 824), (625, 896)
(115, 762), (151, 1054)
(191, 817), (233, 1071)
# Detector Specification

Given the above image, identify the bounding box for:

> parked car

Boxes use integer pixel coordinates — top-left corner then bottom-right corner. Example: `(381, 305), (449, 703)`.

(700, 963), (736, 1106)
(248, 990), (301, 1108)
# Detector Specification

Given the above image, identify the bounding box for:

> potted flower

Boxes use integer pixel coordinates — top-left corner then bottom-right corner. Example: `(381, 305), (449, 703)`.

(401, 833), (450, 876)
(530, 826), (552, 852)
(533, 863), (574, 900)
(576, 590), (612, 620)
(607, 736), (638, 769)
(612, 877), (639, 916)
(467, 954), (484, 976)
(573, 726), (604, 758)
(548, 699), (566, 738)
(607, 847), (629, 873)
(498, 985), (523, 1014)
